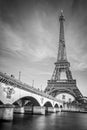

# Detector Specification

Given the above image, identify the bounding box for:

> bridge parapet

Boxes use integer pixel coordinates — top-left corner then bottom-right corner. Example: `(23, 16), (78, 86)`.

(0, 72), (62, 103)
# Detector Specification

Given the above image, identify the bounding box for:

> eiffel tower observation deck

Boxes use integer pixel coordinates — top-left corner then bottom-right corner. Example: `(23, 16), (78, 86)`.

(44, 11), (83, 102)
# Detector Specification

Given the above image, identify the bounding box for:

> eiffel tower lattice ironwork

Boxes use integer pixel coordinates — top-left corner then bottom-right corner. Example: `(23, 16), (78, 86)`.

(44, 11), (83, 101)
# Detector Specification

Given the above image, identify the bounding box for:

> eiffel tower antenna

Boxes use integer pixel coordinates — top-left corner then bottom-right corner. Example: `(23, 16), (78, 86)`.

(44, 11), (83, 101)
(57, 9), (67, 61)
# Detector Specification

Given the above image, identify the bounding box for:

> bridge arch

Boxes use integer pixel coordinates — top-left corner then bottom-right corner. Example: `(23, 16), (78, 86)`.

(43, 101), (53, 107)
(54, 103), (59, 108)
(13, 96), (41, 107)
(0, 100), (4, 105)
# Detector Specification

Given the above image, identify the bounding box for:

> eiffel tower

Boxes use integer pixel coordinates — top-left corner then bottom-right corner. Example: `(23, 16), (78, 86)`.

(44, 11), (83, 102)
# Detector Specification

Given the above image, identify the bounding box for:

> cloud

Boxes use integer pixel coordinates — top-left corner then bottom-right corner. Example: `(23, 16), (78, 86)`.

(1, 2), (87, 72)
(17, 10), (58, 62)
(28, 19), (56, 61)
(0, 10), (57, 65)
(0, 0), (87, 94)
(0, 20), (23, 50)
(71, 0), (80, 13)
(65, 11), (87, 71)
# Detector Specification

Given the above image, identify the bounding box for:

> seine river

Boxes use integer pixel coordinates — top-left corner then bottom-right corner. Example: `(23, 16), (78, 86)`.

(1, 112), (87, 130)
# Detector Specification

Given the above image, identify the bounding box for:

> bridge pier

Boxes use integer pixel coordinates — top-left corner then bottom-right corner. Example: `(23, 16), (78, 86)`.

(14, 106), (46, 115)
(14, 107), (25, 114)
(0, 104), (14, 121)
(54, 108), (61, 112)
(24, 106), (33, 114)
(46, 107), (59, 113)
(33, 106), (46, 115)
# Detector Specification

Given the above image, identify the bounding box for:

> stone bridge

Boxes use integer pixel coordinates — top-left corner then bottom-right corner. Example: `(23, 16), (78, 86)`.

(0, 72), (63, 121)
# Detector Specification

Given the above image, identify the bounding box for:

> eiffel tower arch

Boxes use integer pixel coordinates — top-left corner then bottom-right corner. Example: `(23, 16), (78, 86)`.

(44, 11), (83, 103)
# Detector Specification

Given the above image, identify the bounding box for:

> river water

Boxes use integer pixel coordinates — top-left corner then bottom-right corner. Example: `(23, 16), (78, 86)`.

(1, 112), (87, 130)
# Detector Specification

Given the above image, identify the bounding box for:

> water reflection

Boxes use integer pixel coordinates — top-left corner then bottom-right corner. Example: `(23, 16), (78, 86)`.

(0, 121), (12, 130)
(1, 112), (87, 130)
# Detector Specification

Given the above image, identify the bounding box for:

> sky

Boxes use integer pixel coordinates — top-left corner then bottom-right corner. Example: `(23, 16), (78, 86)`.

(0, 0), (87, 96)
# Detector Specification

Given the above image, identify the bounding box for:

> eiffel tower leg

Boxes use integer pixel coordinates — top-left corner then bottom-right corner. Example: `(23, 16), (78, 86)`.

(66, 69), (73, 80)
(56, 69), (60, 80)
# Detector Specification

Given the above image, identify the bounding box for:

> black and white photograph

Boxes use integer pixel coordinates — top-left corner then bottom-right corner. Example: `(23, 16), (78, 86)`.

(0, 0), (87, 130)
